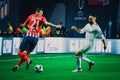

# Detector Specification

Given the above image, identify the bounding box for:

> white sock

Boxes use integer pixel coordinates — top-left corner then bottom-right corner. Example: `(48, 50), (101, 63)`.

(15, 65), (19, 68)
(81, 55), (91, 63)
(76, 56), (82, 69)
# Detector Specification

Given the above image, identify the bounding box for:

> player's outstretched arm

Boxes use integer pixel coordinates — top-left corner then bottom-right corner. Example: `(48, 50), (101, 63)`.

(102, 39), (107, 50)
(71, 26), (81, 33)
(100, 34), (107, 50)
(45, 22), (61, 28)
(20, 23), (27, 27)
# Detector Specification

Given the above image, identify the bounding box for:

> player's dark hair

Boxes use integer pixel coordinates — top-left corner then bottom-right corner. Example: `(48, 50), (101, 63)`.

(35, 7), (44, 13)
(59, 22), (63, 25)
(89, 14), (96, 19)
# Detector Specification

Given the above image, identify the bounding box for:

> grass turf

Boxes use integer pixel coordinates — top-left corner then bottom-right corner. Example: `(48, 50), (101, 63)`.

(0, 54), (120, 80)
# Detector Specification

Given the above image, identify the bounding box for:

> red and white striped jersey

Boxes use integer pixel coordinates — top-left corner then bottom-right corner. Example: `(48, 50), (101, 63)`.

(24, 14), (47, 38)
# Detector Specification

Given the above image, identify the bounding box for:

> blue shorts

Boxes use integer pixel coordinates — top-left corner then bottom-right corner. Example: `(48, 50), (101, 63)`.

(19, 36), (38, 52)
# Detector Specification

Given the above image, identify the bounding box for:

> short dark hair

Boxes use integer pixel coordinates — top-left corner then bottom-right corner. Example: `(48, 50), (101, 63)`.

(35, 7), (44, 13)
(59, 22), (63, 25)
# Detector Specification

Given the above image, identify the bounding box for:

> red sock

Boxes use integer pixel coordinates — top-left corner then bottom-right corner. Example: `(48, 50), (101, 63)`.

(18, 51), (24, 58)
(18, 51), (29, 62)
(17, 58), (25, 66)
(23, 54), (29, 62)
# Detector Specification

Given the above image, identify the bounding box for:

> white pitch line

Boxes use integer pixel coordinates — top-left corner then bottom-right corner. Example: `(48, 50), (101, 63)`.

(0, 55), (72, 62)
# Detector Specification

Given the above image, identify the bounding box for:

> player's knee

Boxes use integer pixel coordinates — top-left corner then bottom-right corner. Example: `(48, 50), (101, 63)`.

(75, 51), (82, 56)
(26, 51), (31, 56)
(18, 49), (24, 57)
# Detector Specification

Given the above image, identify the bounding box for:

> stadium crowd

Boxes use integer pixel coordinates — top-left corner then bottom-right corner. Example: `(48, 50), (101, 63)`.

(0, 22), (68, 37)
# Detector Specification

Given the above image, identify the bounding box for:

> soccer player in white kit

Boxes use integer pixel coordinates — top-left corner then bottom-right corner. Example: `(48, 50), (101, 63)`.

(71, 15), (107, 72)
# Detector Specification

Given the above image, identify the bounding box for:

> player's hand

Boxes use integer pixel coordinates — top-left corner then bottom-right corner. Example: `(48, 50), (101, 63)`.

(71, 26), (77, 30)
(56, 25), (62, 29)
(42, 34), (46, 37)
(104, 45), (107, 50)
(20, 23), (26, 27)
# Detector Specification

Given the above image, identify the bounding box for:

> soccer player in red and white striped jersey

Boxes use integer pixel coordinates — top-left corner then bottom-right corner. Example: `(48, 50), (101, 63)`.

(12, 7), (61, 72)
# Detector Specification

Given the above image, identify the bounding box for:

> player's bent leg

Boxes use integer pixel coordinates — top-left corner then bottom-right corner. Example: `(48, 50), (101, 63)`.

(12, 50), (24, 72)
(81, 54), (95, 70)
(17, 51), (29, 66)
(75, 51), (82, 56)
(72, 68), (82, 72)
(18, 49), (24, 58)
(25, 51), (32, 70)
(88, 61), (94, 70)
(72, 51), (83, 72)
(26, 51), (31, 57)
(12, 65), (19, 72)
(17, 58), (25, 66)
(18, 50), (29, 62)
(26, 59), (32, 70)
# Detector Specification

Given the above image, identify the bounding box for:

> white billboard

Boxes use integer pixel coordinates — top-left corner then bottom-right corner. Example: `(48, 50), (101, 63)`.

(45, 38), (66, 53)
(0, 37), (120, 56)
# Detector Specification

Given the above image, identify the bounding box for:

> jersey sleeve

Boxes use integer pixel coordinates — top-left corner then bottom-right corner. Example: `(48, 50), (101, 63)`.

(80, 24), (92, 33)
(97, 31), (105, 39)
(23, 15), (32, 25)
(42, 17), (47, 23)
(97, 26), (106, 40)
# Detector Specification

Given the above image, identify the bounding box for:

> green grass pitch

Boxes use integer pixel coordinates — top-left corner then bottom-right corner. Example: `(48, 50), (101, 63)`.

(0, 54), (120, 80)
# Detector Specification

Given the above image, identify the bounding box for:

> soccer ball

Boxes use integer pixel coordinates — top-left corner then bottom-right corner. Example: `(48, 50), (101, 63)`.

(34, 64), (43, 73)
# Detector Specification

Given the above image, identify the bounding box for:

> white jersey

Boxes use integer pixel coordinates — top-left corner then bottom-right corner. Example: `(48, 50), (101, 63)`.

(80, 23), (105, 46)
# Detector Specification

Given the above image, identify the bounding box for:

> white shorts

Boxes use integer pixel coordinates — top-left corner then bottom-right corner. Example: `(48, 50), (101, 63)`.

(81, 40), (93, 54)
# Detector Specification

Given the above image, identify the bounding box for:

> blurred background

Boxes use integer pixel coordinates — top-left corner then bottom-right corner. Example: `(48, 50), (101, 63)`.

(0, 0), (120, 38)
(0, 1), (120, 80)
